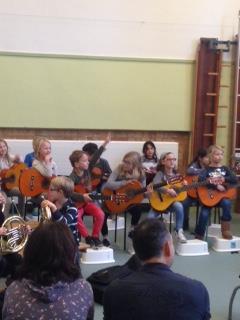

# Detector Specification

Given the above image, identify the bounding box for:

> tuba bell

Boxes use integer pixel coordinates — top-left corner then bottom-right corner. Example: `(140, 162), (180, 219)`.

(40, 205), (52, 222)
(0, 215), (29, 254)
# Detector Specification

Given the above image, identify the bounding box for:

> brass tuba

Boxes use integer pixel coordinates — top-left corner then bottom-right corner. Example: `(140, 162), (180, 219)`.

(40, 205), (52, 222)
(0, 215), (29, 254)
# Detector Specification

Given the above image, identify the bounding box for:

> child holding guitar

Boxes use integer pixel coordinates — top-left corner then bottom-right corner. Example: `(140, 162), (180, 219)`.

(23, 137), (58, 212)
(82, 133), (112, 191)
(195, 145), (237, 240)
(32, 137), (57, 178)
(24, 136), (46, 168)
(183, 148), (209, 230)
(103, 151), (149, 253)
(82, 139), (112, 247)
(0, 139), (25, 215)
(148, 152), (187, 243)
(69, 150), (104, 247)
(141, 140), (158, 184)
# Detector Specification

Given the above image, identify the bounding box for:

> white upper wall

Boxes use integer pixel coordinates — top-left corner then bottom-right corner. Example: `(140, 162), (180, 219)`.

(6, 139), (178, 176)
(0, 0), (239, 59)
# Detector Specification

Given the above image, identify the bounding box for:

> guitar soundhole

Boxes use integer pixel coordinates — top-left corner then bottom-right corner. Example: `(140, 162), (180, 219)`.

(8, 175), (15, 183)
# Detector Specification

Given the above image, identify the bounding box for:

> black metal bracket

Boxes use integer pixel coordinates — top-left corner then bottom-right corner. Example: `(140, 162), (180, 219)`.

(208, 38), (238, 52)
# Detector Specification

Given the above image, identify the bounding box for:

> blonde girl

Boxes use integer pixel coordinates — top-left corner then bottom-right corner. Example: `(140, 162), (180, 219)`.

(103, 151), (147, 252)
(195, 145), (237, 240)
(0, 139), (24, 214)
(148, 152), (187, 243)
(0, 139), (21, 170)
(32, 138), (57, 177)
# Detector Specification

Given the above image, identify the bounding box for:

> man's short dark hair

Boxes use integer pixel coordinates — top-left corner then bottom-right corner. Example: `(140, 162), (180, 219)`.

(133, 219), (170, 261)
(82, 143), (98, 156)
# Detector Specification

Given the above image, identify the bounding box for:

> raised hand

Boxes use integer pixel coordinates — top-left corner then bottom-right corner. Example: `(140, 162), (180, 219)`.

(103, 132), (111, 148)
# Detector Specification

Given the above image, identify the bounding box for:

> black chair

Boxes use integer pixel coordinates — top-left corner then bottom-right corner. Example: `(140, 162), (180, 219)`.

(228, 278), (240, 320)
(23, 197), (41, 221)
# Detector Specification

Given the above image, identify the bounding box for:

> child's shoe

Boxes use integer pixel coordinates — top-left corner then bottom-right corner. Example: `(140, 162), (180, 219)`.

(175, 229), (187, 243)
(92, 237), (103, 247)
(102, 238), (111, 247)
(85, 236), (95, 247)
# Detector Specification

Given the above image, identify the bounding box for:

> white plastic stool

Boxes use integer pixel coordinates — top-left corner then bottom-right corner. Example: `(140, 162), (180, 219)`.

(208, 224), (240, 252)
(81, 246), (115, 264)
(175, 239), (209, 256)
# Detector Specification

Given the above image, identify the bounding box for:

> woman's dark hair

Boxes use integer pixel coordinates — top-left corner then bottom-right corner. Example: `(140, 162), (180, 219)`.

(17, 222), (80, 286)
(190, 148), (208, 166)
(142, 141), (158, 162)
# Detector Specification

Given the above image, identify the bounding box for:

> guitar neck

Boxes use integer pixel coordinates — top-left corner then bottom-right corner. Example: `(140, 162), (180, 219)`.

(129, 181), (167, 197)
(174, 180), (209, 193)
(90, 193), (112, 201)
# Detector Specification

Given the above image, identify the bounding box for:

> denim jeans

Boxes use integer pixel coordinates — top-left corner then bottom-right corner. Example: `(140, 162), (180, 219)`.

(148, 201), (184, 231)
(182, 197), (199, 228)
(195, 198), (232, 237)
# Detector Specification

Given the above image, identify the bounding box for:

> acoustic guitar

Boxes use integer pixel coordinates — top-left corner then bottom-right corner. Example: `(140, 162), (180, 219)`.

(73, 184), (120, 208)
(102, 180), (169, 214)
(149, 179), (213, 212)
(184, 175), (199, 199)
(0, 163), (26, 191)
(91, 167), (102, 189)
(197, 184), (238, 207)
(19, 168), (51, 197)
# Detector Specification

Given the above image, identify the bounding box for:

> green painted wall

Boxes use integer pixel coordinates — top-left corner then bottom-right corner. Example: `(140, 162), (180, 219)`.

(0, 54), (194, 131)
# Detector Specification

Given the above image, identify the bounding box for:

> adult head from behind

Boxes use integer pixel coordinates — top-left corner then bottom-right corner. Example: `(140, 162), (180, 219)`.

(104, 218), (211, 320)
(133, 218), (174, 267)
(18, 221), (80, 286)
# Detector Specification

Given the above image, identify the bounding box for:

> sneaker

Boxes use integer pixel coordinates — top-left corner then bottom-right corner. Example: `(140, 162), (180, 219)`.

(92, 237), (103, 247)
(102, 238), (111, 247)
(85, 236), (95, 247)
(176, 229), (187, 243)
(127, 242), (135, 255)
